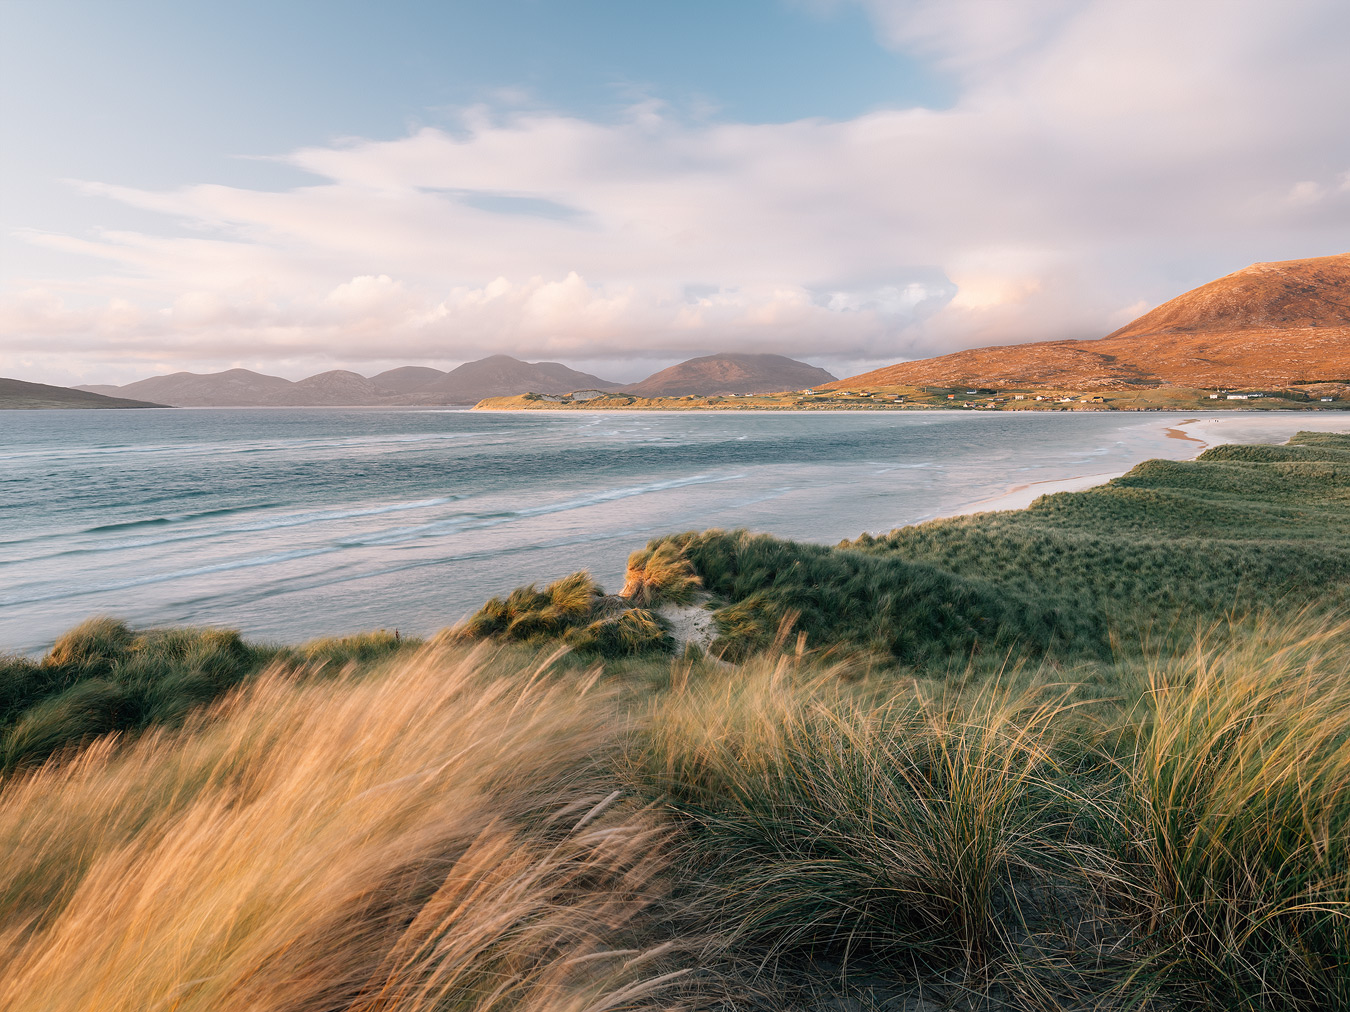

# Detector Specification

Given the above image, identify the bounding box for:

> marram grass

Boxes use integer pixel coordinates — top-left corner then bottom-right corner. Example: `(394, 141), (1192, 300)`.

(0, 643), (682, 1012)
(2, 432), (1347, 1009)
(1119, 617), (1350, 1008)
(626, 655), (1079, 967)
(1, 618), (1349, 1009)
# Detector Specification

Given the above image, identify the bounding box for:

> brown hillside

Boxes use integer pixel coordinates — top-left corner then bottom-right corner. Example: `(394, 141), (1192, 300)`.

(829, 254), (1350, 391)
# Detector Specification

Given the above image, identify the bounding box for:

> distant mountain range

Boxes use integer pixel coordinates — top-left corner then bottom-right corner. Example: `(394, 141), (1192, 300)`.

(0, 377), (163, 410)
(18, 253), (1342, 412)
(620, 353), (836, 396)
(68, 352), (832, 407)
(73, 355), (619, 407)
(404, 356), (623, 404)
(828, 254), (1350, 391)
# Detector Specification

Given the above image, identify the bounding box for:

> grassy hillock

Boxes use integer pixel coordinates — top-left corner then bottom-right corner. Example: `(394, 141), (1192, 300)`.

(0, 620), (415, 774)
(843, 430), (1350, 647)
(1, 431), (1347, 1010)
(452, 529), (1104, 667)
(459, 431), (1347, 667)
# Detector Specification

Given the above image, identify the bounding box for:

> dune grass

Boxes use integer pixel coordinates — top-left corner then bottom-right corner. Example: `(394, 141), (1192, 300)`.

(1116, 618), (1350, 1008)
(0, 644), (682, 1012)
(844, 431), (1350, 650)
(450, 569), (674, 659)
(0, 617), (1347, 1009)
(620, 542), (703, 607)
(3, 432), (1347, 1009)
(6, 619), (1345, 1009)
(0, 619), (418, 776)
(626, 656), (1079, 968)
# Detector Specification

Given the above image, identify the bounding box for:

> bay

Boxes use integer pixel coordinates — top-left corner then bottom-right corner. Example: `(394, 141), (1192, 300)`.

(0, 407), (1340, 653)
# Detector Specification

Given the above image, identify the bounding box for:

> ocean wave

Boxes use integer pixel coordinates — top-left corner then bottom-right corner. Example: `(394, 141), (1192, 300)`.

(0, 496), (467, 563)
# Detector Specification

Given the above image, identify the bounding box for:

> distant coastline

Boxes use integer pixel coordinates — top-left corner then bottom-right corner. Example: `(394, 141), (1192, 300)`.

(474, 387), (1349, 413)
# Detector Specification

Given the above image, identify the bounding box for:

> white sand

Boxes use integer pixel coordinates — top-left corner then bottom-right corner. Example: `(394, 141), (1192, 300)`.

(656, 598), (718, 654)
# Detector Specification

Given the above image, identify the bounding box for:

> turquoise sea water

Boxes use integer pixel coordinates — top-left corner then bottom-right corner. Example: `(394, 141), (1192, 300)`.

(0, 407), (1320, 653)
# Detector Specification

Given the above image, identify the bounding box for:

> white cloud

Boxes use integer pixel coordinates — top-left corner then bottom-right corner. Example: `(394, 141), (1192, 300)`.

(4, 0), (1349, 385)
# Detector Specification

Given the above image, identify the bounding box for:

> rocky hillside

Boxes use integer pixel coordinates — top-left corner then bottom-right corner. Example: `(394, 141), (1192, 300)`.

(623, 353), (836, 396)
(830, 253), (1350, 391)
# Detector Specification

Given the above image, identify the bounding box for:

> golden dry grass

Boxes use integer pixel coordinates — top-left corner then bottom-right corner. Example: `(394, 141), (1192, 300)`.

(2, 616), (1348, 1009)
(0, 644), (681, 1012)
(620, 544), (702, 608)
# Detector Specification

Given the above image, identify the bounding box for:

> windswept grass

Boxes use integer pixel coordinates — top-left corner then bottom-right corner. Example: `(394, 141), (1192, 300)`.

(0, 644), (681, 1012)
(0, 619), (420, 776)
(621, 542), (703, 607)
(4, 434), (1348, 1009)
(2, 618), (1348, 1009)
(1117, 618), (1350, 1008)
(628, 656), (1079, 968)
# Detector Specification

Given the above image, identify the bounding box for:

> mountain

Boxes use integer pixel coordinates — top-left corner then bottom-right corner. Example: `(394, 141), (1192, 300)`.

(369, 366), (447, 394)
(406, 355), (621, 404)
(86, 368), (394, 407)
(828, 254), (1350, 391)
(1, 377), (163, 409)
(74, 384), (125, 396)
(622, 353), (837, 397)
(107, 369), (301, 407)
(71, 358), (617, 407)
(289, 370), (386, 405)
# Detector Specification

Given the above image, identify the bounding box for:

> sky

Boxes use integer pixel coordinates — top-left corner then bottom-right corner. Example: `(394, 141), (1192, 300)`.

(2, 0), (1348, 386)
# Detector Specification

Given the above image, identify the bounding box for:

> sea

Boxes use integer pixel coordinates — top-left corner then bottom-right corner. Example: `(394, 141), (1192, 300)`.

(2, 407), (1344, 655)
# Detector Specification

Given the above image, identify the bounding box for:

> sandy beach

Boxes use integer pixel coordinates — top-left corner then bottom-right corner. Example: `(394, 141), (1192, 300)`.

(951, 413), (1349, 518)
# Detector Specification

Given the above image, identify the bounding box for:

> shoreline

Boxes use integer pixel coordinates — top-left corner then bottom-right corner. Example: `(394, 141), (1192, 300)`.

(944, 414), (1349, 518)
(942, 416), (1214, 518)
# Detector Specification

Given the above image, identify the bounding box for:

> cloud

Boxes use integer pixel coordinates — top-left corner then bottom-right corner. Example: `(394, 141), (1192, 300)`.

(5, 0), (1349, 384)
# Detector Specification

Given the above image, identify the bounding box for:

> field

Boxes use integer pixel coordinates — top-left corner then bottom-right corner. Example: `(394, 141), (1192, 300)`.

(0, 432), (1346, 1010)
